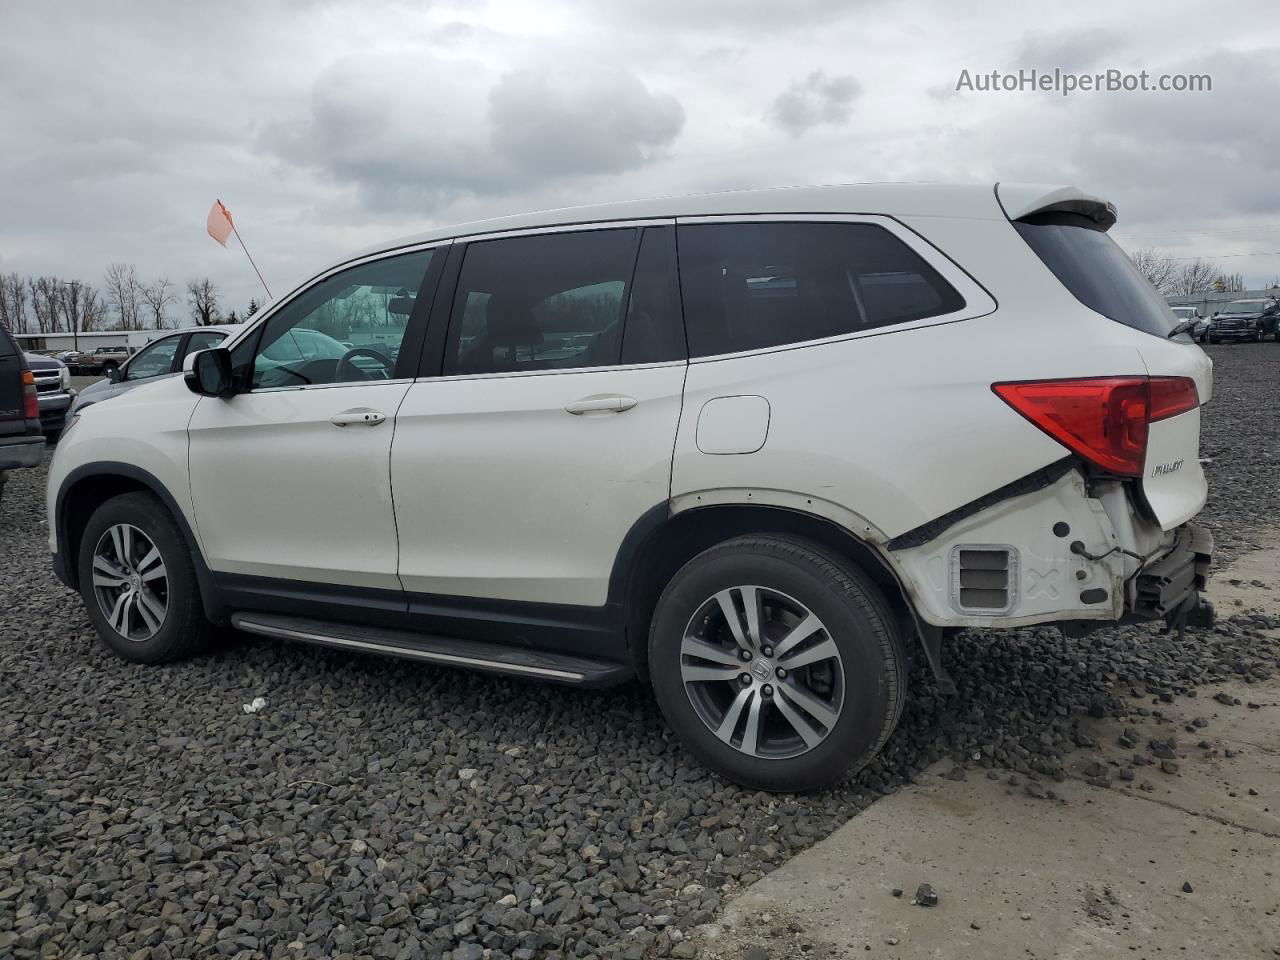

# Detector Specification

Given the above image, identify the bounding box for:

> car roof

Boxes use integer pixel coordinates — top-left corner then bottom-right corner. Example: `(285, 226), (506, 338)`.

(331, 182), (1110, 270)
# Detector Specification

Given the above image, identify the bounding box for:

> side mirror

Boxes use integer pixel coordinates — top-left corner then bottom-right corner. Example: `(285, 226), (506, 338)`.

(184, 347), (236, 398)
(106, 365), (123, 383)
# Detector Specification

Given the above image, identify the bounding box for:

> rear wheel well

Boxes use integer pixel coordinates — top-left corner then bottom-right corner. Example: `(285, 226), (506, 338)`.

(60, 475), (154, 590)
(624, 505), (920, 680)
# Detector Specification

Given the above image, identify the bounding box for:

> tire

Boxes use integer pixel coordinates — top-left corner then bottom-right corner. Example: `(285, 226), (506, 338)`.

(648, 535), (905, 792)
(1209, 336), (1219, 344)
(101, 361), (118, 376)
(77, 491), (212, 664)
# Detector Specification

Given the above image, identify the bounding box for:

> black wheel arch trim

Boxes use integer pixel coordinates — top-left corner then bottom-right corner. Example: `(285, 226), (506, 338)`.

(53, 461), (228, 624)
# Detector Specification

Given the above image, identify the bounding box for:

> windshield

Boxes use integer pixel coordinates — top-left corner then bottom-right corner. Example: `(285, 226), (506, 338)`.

(1014, 213), (1186, 339)
(1222, 300), (1268, 313)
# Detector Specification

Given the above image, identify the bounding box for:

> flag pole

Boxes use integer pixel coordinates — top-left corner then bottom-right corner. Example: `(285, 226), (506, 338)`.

(227, 215), (272, 301)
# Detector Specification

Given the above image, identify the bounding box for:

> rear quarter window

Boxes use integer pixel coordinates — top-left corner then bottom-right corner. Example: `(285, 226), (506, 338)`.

(677, 221), (965, 358)
(0, 328), (17, 358)
(1013, 212), (1181, 338)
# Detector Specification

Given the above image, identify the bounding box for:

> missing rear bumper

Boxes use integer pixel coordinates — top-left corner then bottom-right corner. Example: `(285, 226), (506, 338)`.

(1132, 522), (1213, 619)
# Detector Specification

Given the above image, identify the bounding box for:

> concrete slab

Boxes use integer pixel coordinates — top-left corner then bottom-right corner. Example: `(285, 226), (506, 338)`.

(695, 541), (1280, 960)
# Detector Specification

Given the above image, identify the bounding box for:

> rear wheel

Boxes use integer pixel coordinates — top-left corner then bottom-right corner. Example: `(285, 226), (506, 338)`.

(77, 492), (212, 664)
(649, 535), (905, 792)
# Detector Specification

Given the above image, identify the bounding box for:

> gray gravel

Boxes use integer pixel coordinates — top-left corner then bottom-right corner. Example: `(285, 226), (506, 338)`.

(2, 344), (1278, 960)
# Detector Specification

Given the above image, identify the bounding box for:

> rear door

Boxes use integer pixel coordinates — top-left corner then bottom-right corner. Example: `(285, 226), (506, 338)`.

(391, 224), (687, 607)
(1011, 210), (1211, 528)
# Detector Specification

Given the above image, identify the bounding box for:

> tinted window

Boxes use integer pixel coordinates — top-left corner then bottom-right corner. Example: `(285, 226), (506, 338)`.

(1014, 213), (1182, 338)
(0, 328), (16, 358)
(445, 229), (638, 375)
(677, 221), (965, 357)
(621, 226), (685, 364)
(125, 336), (181, 380)
(184, 330), (226, 356)
(250, 249), (434, 388)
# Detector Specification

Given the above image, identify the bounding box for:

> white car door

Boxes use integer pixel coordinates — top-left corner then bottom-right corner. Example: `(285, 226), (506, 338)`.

(391, 224), (687, 607)
(187, 246), (442, 590)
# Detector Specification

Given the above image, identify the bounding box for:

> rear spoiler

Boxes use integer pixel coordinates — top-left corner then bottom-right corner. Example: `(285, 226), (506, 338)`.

(995, 183), (1117, 231)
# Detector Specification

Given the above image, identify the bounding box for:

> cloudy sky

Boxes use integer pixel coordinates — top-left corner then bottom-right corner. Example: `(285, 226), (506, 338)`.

(2, 0), (1278, 318)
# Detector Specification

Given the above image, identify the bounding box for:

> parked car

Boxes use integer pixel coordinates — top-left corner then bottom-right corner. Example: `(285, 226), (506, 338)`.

(0, 326), (45, 503)
(70, 326), (237, 416)
(1204, 298), (1279, 343)
(48, 183), (1213, 791)
(1169, 305), (1207, 342)
(23, 353), (74, 438)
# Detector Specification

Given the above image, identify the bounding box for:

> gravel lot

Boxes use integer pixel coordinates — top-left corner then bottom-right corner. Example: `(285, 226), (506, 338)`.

(2, 344), (1278, 960)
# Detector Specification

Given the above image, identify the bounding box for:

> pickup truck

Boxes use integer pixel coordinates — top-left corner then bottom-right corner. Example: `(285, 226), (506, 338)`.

(67, 345), (132, 375)
(0, 326), (46, 504)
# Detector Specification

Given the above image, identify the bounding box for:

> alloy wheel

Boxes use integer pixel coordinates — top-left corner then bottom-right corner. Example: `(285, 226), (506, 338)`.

(91, 523), (169, 641)
(679, 585), (845, 760)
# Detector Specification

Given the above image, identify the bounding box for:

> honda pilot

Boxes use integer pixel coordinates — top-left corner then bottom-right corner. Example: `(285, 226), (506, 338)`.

(47, 183), (1213, 791)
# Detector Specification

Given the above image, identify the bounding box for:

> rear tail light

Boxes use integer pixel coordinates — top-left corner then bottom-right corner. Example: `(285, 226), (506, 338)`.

(21, 370), (38, 420)
(992, 376), (1198, 477)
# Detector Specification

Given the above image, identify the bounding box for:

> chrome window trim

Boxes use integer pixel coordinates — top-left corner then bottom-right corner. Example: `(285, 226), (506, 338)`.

(674, 213), (997, 364)
(452, 217), (675, 244)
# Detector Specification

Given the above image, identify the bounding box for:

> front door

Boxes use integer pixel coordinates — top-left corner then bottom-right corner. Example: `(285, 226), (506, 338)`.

(188, 246), (441, 591)
(392, 225), (688, 607)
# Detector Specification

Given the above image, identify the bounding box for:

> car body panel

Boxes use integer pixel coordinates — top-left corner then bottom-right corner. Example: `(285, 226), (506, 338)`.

(392, 363), (687, 605)
(187, 381), (411, 589)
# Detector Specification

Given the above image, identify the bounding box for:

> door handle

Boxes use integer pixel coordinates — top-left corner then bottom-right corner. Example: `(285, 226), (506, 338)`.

(564, 395), (638, 416)
(330, 409), (386, 427)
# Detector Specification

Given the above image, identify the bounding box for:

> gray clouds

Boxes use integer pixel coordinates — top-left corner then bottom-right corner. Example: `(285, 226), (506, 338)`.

(768, 71), (862, 136)
(3, 0), (1280, 312)
(264, 54), (684, 211)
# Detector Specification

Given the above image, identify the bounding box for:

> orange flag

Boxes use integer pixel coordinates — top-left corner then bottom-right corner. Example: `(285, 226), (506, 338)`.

(206, 199), (234, 247)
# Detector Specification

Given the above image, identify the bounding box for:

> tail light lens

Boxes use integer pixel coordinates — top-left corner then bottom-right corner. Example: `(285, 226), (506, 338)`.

(21, 370), (38, 420)
(992, 376), (1198, 477)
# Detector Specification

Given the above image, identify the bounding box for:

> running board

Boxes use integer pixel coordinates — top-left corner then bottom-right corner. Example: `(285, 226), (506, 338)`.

(230, 613), (633, 687)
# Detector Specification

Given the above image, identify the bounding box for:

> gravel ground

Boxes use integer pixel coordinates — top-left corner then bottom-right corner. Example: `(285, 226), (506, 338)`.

(2, 344), (1278, 960)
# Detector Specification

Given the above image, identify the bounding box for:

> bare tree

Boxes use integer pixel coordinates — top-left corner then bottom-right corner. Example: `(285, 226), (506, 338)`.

(105, 262), (143, 329)
(1171, 259), (1219, 297)
(186, 278), (220, 325)
(30, 276), (64, 333)
(0, 274), (29, 334)
(79, 286), (107, 332)
(1128, 248), (1179, 296)
(141, 277), (178, 329)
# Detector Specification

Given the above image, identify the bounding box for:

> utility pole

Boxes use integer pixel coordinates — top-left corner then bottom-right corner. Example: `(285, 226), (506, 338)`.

(62, 280), (80, 352)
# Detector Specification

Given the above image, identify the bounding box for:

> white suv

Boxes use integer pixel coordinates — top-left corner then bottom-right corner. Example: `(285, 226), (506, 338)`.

(47, 183), (1213, 792)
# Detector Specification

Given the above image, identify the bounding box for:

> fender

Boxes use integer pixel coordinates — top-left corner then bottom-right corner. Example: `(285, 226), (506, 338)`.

(53, 461), (228, 624)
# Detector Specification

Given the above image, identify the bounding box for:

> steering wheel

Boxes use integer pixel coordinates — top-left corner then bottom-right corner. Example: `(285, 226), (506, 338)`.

(334, 346), (394, 382)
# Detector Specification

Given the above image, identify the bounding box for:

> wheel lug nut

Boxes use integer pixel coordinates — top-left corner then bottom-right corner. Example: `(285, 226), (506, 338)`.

(762, 646), (773, 657)
(739, 649), (752, 662)
(740, 674), (752, 686)
(762, 684), (773, 697)
(776, 668), (787, 679)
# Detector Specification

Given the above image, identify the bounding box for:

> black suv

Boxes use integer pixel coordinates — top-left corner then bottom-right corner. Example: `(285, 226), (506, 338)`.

(0, 326), (46, 502)
(1206, 298), (1280, 343)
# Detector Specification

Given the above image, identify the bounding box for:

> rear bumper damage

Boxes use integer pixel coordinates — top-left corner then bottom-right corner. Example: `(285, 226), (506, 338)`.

(1132, 522), (1213, 620)
(884, 467), (1212, 631)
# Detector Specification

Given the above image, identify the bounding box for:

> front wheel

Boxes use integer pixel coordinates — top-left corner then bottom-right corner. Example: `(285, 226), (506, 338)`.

(77, 491), (212, 664)
(649, 535), (905, 792)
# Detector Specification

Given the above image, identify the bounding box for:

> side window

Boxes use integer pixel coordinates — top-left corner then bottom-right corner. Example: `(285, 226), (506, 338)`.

(444, 229), (638, 376)
(125, 337), (181, 380)
(183, 330), (226, 357)
(249, 249), (434, 389)
(621, 226), (685, 364)
(677, 221), (965, 357)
